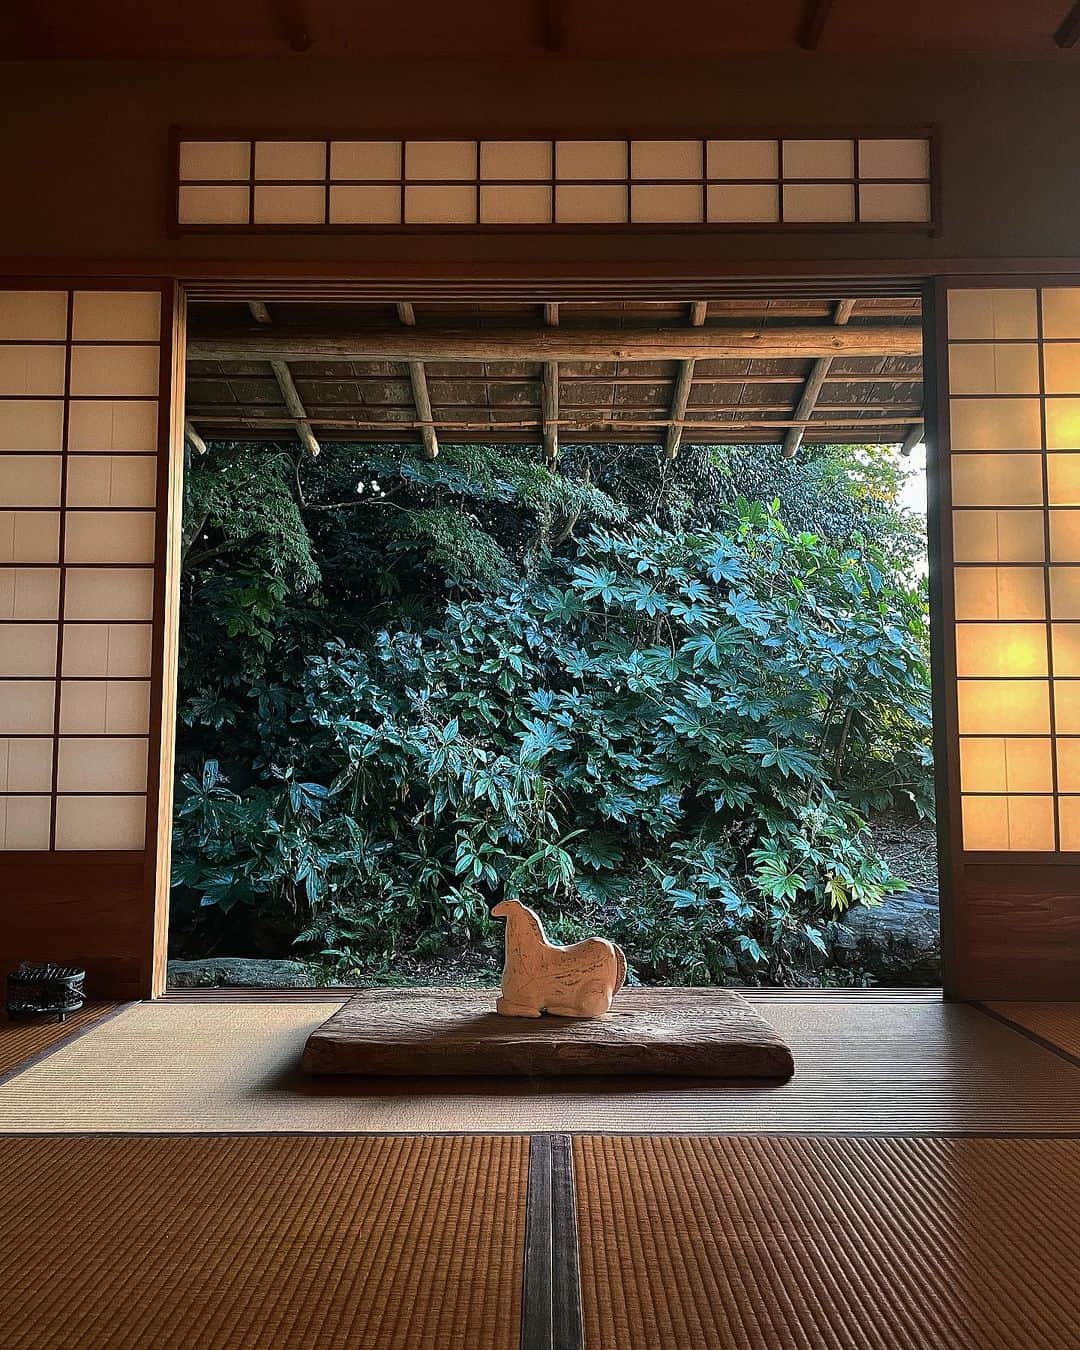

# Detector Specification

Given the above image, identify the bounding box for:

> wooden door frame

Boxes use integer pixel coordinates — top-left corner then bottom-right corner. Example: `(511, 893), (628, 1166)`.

(156, 265), (956, 997)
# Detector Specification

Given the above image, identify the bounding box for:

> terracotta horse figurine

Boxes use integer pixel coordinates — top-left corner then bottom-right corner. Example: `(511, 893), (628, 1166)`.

(491, 899), (627, 1018)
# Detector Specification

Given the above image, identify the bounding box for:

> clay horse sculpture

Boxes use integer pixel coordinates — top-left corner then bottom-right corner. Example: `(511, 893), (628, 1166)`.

(492, 899), (627, 1018)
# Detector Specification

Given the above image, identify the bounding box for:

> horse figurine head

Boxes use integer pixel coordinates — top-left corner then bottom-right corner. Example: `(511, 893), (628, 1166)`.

(491, 898), (626, 1019)
(490, 899), (524, 919)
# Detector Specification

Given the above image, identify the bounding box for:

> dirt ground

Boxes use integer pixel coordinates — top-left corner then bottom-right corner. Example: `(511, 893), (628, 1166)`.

(867, 810), (939, 891)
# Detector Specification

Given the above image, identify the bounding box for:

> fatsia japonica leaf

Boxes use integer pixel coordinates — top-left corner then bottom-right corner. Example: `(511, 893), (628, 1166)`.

(173, 439), (932, 986)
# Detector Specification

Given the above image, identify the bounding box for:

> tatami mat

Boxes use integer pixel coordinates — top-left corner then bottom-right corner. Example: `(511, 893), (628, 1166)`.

(575, 1134), (1080, 1350)
(0, 1133), (526, 1350)
(0, 1002), (120, 1081)
(1, 997), (1080, 1133)
(985, 1002), (1080, 1063)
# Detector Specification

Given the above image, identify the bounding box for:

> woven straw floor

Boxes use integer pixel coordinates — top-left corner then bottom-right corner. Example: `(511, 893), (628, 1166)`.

(3, 998), (1080, 1133)
(574, 1134), (1080, 1350)
(0, 1133), (526, 1350)
(0, 1002), (119, 1080)
(986, 1003), (1080, 1063)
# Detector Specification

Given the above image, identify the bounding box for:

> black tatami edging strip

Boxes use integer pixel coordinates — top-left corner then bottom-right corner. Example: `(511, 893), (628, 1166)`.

(550, 1134), (584, 1350)
(0, 1003), (135, 1091)
(522, 1134), (553, 1350)
(975, 1002), (1080, 1073)
(523, 1134), (585, 1350)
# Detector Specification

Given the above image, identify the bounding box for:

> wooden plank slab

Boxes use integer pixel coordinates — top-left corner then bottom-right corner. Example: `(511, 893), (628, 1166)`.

(301, 988), (794, 1079)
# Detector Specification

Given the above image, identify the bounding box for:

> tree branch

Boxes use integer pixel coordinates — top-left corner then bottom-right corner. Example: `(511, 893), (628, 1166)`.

(294, 461), (404, 512)
(181, 510), (210, 566)
(184, 535), (260, 570)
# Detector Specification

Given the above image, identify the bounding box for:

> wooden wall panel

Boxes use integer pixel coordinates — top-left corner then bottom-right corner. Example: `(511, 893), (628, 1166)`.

(0, 852), (147, 999)
(959, 864), (1080, 999)
(0, 58), (1077, 266)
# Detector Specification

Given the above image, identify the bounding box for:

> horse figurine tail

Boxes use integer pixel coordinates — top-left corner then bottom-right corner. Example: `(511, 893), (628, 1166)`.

(612, 943), (628, 995)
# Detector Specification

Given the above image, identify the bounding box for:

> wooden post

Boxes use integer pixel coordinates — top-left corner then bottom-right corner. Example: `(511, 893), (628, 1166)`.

(183, 419), (207, 456)
(397, 301), (438, 459)
(665, 301), (708, 460)
(269, 359), (321, 458)
(782, 298), (856, 459)
(247, 300), (321, 456)
(409, 361), (439, 460)
(900, 422), (925, 455)
(543, 303), (558, 464)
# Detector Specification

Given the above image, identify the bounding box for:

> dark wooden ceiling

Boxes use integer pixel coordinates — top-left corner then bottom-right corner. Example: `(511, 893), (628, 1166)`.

(185, 297), (924, 455)
(3, 0), (1078, 59)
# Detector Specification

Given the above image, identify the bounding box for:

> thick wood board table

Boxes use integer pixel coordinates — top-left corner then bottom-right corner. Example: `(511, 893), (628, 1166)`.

(301, 987), (794, 1079)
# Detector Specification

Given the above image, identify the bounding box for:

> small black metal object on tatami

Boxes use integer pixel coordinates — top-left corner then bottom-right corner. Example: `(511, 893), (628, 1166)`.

(5, 963), (86, 1022)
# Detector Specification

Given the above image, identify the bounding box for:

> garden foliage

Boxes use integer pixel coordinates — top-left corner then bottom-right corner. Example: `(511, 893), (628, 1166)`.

(172, 441), (932, 984)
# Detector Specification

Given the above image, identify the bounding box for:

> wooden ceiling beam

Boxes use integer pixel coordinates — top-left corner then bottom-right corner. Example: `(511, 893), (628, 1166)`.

(397, 301), (438, 459)
(189, 323), (920, 364)
(542, 304), (559, 464)
(542, 362), (559, 464)
(195, 414), (923, 434)
(191, 402), (924, 420)
(183, 419), (207, 456)
(782, 298), (856, 459)
(194, 427), (903, 449)
(900, 423), (926, 455)
(271, 0), (312, 52)
(665, 301), (708, 460)
(408, 362), (439, 460)
(537, 0), (564, 52)
(798, 0), (833, 50)
(270, 359), (321, 458)
(1055, 2), (1080, 47)
(246, 300), (320, 457)
(192, 371), (920, 389)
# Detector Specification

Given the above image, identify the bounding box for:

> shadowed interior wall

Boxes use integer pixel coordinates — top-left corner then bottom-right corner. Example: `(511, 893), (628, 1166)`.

(0, 56), (1077, 267)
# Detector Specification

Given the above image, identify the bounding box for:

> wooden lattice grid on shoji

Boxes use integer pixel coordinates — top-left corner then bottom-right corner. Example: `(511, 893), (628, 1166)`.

(946, 286), (1080, 852)
(0, 288), (165, 851)
(174, 132), (936, 231)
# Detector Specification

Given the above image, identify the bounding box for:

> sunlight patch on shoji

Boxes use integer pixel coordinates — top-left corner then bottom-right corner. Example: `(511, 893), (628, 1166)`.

(0, 287), (161, 850)
(949, 285), (1080, 850)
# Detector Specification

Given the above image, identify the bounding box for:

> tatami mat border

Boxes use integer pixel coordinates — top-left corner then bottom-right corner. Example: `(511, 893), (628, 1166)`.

(977, 1003), (1080, 1070)
(0, 1001), (131, 1088)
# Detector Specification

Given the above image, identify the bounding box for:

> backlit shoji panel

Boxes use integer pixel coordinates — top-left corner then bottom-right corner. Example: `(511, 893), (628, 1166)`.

(175, 133), (935, 229)
(0, 288), (161, 850)
(949, 285), (1080, 851)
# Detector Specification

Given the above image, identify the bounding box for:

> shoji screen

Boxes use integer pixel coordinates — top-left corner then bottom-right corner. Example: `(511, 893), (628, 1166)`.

(0, 282), (179, 997)
(947, 285), (1080, 853)
(174, 133), (936, 230)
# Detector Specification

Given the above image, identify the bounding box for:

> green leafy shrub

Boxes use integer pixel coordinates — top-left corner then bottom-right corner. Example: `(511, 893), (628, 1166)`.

(173, 445), (932, 985)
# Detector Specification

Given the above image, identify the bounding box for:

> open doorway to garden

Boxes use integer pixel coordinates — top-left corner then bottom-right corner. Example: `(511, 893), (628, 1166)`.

(168, 292), (937, 991)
